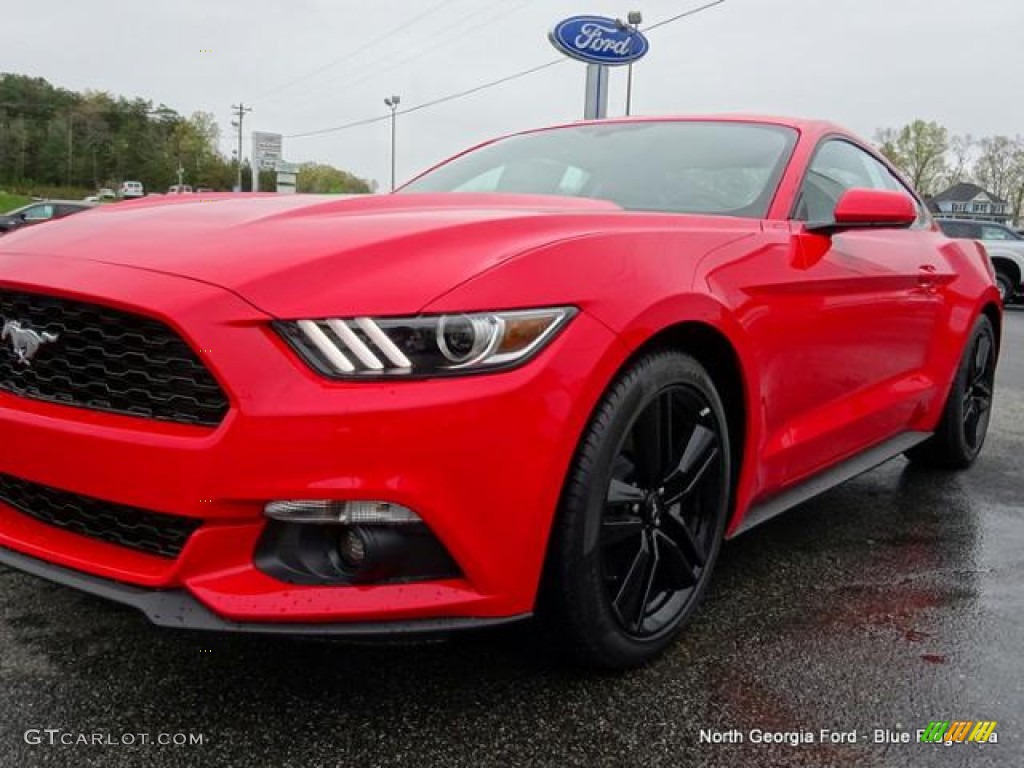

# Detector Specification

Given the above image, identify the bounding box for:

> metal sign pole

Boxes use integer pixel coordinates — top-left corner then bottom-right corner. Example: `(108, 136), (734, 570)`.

(584, 64), (609, 120)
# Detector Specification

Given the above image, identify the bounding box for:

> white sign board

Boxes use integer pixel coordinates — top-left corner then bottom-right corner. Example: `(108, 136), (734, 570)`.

(252, 131), (283, 172)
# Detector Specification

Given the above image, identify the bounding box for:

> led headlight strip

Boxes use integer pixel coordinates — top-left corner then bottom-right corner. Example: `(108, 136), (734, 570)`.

(279, 307), (576, 378)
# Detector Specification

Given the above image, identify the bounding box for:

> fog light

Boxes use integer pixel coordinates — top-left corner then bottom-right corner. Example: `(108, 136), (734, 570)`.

(264, 500), (421, 525)
(338, 528), (368, 569)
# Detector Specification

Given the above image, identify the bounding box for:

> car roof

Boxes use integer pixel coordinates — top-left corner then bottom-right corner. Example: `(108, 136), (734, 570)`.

(935, 218), (1008, 226)
(523, 114), (849, 141)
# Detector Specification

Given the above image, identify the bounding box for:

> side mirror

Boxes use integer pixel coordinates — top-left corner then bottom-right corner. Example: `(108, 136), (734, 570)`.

(808, 189), (917, 234)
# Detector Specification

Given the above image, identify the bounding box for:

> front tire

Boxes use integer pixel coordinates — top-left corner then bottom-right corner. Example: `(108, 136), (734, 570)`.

(906, 315), (997, 469)
(540, 351), (731, 669)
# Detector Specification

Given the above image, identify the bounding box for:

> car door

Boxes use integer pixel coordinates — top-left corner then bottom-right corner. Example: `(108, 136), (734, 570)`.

(755, 139), (952, 489)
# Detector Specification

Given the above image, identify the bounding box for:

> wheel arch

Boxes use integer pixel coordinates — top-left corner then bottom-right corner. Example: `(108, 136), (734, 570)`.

(624, 321), (749, 493)
(982, 301), (1002, 352)
(556, 301), (762, 549)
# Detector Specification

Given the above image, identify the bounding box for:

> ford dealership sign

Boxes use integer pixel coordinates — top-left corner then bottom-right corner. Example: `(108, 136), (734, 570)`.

(549, 15), (650, 66)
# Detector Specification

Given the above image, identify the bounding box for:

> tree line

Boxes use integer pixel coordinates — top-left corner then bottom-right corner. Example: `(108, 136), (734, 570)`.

(876, 120), (1024, 221)
(0, 73), (372, 196)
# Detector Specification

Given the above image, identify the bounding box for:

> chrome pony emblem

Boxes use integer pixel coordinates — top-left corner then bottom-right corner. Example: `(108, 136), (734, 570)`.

(2, 320), (59, 366)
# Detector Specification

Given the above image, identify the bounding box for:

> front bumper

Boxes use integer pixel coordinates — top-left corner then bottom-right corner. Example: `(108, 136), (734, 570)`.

(0, 254), (623, 629)
(0, 544), (528, 637)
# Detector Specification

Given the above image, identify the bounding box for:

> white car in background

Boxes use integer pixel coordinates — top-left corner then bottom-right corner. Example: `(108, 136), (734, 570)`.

(936, 218), (1023, 303)
(118, 181), (145, 199)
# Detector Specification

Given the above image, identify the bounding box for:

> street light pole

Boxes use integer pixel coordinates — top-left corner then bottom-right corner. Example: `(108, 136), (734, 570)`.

(625, 11), (643, 117)
(231, 103), (252, 192)
(385, 95), (401, 192)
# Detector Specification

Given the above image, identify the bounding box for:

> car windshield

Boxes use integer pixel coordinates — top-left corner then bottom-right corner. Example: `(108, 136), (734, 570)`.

(401, 121), (798, 218)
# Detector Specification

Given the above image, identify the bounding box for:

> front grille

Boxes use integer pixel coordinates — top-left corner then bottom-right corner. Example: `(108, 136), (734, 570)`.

(0, 290), (228, 426)
(0, 474), (201, 558)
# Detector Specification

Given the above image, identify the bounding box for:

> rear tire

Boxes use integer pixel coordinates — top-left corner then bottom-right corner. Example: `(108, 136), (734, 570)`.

(539, 351), (731, 670)
(906, 315), (997, 469)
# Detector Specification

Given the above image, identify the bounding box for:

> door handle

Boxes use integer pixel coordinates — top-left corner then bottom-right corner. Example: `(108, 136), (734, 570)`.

(917, 264), (938, 292)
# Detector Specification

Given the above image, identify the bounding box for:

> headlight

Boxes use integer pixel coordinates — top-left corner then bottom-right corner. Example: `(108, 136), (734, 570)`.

(277, 307), (576, 378)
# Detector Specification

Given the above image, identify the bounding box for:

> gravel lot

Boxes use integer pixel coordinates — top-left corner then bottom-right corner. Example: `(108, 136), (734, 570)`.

(2, 309), (1021, 768)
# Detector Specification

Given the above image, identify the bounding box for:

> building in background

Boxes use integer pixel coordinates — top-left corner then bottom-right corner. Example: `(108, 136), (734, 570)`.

(928, 182), (1011, 224)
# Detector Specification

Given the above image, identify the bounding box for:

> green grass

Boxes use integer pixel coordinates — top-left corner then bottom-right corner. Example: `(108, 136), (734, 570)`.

(0, 192), (32, 214)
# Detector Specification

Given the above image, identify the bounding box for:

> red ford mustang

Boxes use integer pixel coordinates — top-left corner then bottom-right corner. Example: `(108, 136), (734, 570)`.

(0, 116), (1001, 668)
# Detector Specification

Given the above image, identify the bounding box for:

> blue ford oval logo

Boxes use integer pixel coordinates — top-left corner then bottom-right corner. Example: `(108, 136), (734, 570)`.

(549, 15), (650, 66)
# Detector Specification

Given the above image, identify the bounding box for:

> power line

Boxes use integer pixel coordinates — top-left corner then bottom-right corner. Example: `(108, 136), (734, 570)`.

(252, 0), (460, 101)
(285, 1), (728, 141)
(285, 58), (563, 139)
(645, 0), (726, 32)
(284, 0), (532, 111)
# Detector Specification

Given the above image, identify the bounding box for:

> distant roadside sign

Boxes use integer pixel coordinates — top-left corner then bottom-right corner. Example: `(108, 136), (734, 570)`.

(252, 131), (283, 171)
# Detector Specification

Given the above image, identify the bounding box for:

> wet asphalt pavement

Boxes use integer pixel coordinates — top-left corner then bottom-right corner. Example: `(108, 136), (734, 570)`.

(1, 310), (1021, 768)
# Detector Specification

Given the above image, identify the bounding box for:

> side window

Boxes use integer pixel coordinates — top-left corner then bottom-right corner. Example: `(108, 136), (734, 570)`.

(941, 221), (973, 239)
(794, 139), (921, 223)
(23, 204), (55, 221)
(981, 224), (1016, 241)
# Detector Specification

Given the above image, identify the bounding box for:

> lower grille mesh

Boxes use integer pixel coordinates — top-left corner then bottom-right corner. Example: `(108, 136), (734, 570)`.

(0, 474), (201, 558)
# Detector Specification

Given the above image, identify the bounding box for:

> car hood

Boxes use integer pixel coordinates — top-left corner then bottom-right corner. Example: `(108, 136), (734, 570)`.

(0, 193), (627, 317)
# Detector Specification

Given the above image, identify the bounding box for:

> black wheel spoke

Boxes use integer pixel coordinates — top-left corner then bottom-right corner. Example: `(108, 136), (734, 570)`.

(974, 335), (992, 377)
(663, 424), (719, 505)
(602, 515), (645, 547)
(964, 401), (981, 445)
(612, 532), (656, 631)
(662, 507), (707, 568)
(607, 478), (646, 507)
(634, 392), (674, 485)
(654, 530), (699, 589)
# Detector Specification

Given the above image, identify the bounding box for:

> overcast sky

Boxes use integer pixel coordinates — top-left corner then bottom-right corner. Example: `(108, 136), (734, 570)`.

(7, 0), (1024, 189)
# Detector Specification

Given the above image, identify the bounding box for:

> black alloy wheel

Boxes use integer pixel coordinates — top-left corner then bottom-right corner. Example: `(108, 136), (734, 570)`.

(601, 385), (723, 638)
(961, 323), (996, 455)
(541, 351), (732, 669)
(906, 314), (997, 469)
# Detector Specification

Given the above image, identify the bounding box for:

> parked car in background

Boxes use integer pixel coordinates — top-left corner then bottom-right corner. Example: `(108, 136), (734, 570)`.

(0, 200), (95, 234)
(118, 181), (144, 199)
(167, 185), (193, 194)
(195, 187), (214, 193)
(97, 188), (117, 201)
(935, 218), (1023, 302)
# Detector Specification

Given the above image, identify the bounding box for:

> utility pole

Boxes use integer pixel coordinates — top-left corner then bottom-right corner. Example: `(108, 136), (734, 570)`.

(230, 103), (252, 192)
(625, 11), (643, 117)
(385, 95), (401, 192)
(66, 111), (74, 188)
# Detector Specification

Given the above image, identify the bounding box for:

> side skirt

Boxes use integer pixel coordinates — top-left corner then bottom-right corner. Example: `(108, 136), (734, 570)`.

(732, 431), (932, 537)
